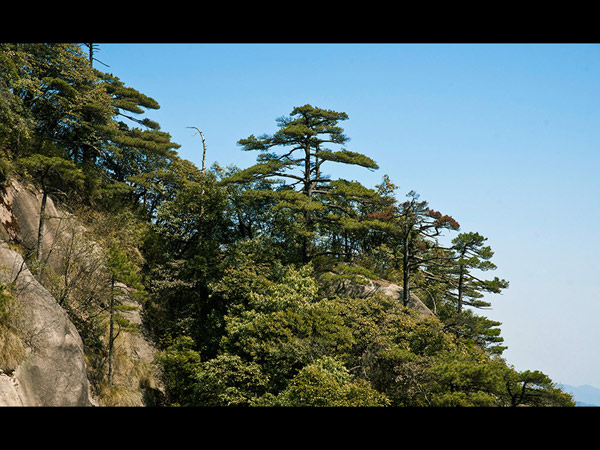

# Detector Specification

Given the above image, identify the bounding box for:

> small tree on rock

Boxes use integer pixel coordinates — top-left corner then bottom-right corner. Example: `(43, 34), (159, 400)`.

(17, 154), (83, 275)
(103, 243), (144, 384)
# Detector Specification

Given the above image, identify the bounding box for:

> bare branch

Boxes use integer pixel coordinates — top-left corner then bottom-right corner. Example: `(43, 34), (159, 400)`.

(186, 127), (207, 172)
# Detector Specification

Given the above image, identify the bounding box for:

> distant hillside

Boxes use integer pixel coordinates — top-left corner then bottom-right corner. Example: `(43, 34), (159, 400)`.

(559, 384), (600, 406)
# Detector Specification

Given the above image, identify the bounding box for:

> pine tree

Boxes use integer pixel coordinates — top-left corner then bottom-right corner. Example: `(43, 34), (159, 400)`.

(226, 104), (379, 263)
(419, 231), (509, 355)
(5, 44), (110, 164)
(394, 190), (460, 306)
(448, 232), (509, 313)
(104, 244), (144, 384)
(94, 71), (181, 210)
(0, 44), (35, 156)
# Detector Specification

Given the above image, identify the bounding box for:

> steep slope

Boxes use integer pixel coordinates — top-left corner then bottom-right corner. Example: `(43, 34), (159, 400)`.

(0, 178), (161, 406)
(0, 240), (93, 406)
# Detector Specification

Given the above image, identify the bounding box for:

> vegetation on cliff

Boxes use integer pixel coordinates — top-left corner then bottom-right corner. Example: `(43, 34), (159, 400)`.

(0, 43), (574, 406)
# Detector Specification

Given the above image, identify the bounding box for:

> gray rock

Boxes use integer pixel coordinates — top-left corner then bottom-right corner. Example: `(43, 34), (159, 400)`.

(0, 178), (162, 406)
(322, 273), (436, 318)
(0, 240), (93, 406)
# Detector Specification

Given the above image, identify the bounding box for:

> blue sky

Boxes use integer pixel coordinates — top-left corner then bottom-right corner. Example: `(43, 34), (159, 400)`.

(97, 43), (600, 388)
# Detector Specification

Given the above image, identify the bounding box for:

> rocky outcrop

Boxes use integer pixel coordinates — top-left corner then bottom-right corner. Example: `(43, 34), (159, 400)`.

(1, 178), (55, 254)
(321, 273), (436, 318)
(0, 178), (161, 406)
(0, 179), (95, 405)
(0, 240), (93, 406)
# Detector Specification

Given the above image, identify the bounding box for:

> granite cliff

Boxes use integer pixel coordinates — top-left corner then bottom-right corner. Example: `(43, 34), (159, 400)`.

(0, 178), (160, 406)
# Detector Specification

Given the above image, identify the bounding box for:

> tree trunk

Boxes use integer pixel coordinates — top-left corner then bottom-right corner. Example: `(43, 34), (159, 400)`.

(107, 275), (115, 384)
(344, 231), (350, 262)
(457, 264), (465, 313)
(300, 142), (312, 264)
(402, 236), (410, 307)
(36, 188), (48, 277)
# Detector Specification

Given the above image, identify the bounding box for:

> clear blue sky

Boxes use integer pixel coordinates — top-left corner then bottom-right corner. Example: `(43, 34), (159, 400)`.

(97, 43), (600, 388)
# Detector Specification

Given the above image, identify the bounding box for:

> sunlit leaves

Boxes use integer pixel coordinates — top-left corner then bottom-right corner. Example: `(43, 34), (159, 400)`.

(274, 356), (390, 406)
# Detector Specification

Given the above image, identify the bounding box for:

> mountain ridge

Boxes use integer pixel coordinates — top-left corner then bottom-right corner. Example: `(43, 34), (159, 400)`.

(558, 384), (600, 406)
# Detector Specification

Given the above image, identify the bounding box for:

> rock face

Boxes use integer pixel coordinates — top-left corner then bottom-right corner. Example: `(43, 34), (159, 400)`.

(322, 273), (436, 318)
(0, 178), (161, 406)
(0, 241), (93, 406)
(0, 179), (93, 406)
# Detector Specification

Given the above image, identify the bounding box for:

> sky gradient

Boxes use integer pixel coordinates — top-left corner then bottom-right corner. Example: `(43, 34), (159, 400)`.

(96, 43), (600, 388)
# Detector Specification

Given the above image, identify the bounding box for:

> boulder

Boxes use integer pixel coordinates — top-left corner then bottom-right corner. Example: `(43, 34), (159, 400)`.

(322, 273), (435, 318)
(0, 240), (93, 406)
(0, 178), (162, 406)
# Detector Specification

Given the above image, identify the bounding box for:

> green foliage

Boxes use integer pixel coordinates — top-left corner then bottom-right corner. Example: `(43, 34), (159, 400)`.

(156, 336), (202, 406)
(426, 352), (505, 406)
(17, 153), (84, 194)
(172, 260), (544, 407)
(192, 354), (270, 406)
(228, 104), (383, 263)
(273, 356), (389, 406)
(105, 244), (143, 292)
(0, 46), (34, 154)
(502, 368), (575, 407)
(447, 231), (509, 312)
(0, 46), (571, 406)
(0, 157), (10, 186)
(216, 263), (356, 391)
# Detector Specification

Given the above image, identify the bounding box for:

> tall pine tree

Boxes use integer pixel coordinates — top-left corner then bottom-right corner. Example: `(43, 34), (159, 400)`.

(394, 190), (460, 306)
(226, 104), (379, 263)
